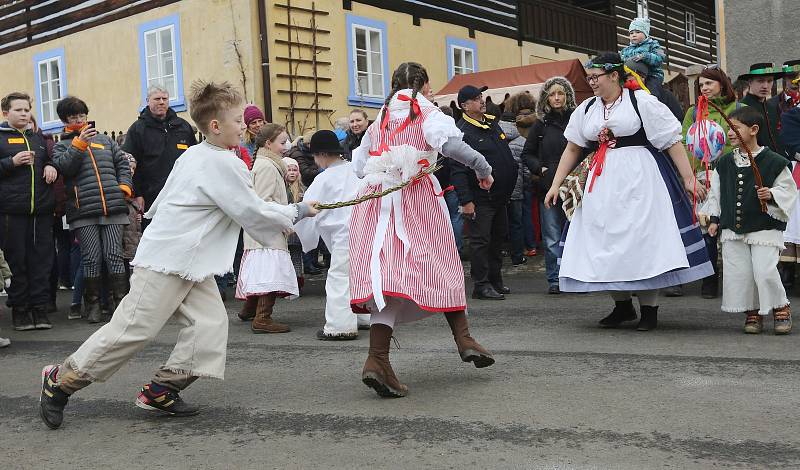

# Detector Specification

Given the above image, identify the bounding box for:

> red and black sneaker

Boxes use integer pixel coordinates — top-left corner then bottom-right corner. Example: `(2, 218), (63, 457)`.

(39, 365), (70, 429)
(135, 383), (200, 417)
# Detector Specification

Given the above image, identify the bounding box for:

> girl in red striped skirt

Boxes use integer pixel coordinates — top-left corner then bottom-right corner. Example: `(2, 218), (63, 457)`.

(350, 62), (497, 398)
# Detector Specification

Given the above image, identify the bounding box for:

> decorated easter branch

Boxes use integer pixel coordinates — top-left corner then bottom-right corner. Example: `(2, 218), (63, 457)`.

(706, 99), (768, 213)
(314, 159), (444, 210)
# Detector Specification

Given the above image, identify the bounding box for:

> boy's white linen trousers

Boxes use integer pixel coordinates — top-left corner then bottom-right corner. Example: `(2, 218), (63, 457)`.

(721, 240), (789, 315)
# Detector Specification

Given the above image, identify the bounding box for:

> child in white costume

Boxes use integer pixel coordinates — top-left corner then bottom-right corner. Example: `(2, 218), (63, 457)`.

(704, 107), (797, 334)
(294, 130), (370, 340)
(38, 81), (318, 429)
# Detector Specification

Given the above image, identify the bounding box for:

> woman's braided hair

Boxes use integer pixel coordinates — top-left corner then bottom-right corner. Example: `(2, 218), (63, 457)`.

(379, 62), (430, 125)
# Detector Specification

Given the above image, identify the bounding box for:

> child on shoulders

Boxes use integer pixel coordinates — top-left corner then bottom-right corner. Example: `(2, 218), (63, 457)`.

(621, 17), (665, 94)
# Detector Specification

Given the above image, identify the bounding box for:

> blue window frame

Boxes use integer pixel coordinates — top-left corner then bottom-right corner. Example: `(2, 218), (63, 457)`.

(32, 48), (67, 132)
(446, 37), (478, 81)
(346, 14), (390, 108)
(138, 14), (186, 111)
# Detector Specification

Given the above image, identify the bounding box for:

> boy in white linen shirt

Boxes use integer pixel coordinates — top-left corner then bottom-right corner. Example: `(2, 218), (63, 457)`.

(295, 130), (370, 340)
(38, 81), (318, 429)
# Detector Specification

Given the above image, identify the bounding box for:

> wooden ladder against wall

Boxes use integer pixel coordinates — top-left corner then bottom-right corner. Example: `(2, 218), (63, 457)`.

(274, 0), (333, 136)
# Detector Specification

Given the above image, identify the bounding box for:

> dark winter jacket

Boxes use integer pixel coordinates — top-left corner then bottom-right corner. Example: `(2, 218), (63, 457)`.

(522, 110), (572, 193)
(0, 122), (56, 215)
(53, 132), (132, 224)
(452, 113), (517, 206)
(286, 138), (319, 187)
(122, 107), (196, 210)
(498, 116), (528, 200)
(342, 129), (365, 161)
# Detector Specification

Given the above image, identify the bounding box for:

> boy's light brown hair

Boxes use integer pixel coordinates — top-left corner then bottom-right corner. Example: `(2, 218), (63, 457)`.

(188, 80), (243, 134)
(1, 92), (32, 112)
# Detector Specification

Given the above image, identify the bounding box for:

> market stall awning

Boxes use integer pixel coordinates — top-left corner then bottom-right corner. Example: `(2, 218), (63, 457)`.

(434, 59), (592, 107)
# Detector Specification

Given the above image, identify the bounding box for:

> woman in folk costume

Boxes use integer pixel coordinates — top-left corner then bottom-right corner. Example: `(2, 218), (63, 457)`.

(544, 52), (713, 331)
(350, 62), (496, 398)
(235, 124), (298, 334)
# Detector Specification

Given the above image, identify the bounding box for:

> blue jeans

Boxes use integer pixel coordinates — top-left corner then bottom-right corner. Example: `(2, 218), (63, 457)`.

(522, 189), (536, 249)
(444, 190), (464, 253)
(539, 200), (567, 286)
(507, 199), (525, 262)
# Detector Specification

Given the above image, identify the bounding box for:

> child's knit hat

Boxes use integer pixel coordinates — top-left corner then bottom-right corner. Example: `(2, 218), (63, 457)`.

(629, 17), (650, 37)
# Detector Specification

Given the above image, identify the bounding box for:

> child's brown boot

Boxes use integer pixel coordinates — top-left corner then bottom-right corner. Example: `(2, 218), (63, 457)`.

(774, 305), (792, 335)
(251, 294), (290, 333)
(743, 311), (763, 334)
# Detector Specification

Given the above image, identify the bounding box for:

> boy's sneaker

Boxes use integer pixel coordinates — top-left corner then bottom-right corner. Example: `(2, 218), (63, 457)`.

(135, 383), (200, 417)
(67, 304), (82, 320)
(39, 365), (70, 429)
(744, 312), (763, 334)
(774, 306), (792, 335)
(0, 337), (10, 348)
(12, 308), (35, 331)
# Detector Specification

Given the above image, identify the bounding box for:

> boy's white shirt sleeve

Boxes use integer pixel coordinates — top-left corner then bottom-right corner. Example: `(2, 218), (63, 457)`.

(294, 175), (324, 252)
(701, 169), (721, 218)
(202, 156), (297, 241)
(767, 167), (798, 222)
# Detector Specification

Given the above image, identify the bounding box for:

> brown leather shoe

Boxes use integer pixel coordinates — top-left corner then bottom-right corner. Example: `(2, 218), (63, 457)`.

(251, 295), (290, 333)
(238, 297), (258, 322)
(362, 324), (408, 398)
(444, 311), (495, 368)
(774, 305), (792, 335)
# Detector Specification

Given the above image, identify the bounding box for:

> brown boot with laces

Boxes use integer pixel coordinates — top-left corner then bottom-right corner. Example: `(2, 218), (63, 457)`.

(743, 311), (763, 334)
(774, 305), (792, 335)
(251, 294), (290, 333)
(444, 311), (495, 368)
(362, 324), (408, 398)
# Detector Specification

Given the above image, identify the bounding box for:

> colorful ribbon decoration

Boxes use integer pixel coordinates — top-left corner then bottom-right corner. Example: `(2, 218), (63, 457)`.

(587, 128), (615, 192)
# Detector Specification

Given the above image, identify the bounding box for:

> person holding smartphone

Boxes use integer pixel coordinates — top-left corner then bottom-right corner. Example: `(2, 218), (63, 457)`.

(52, 96), (132, 324)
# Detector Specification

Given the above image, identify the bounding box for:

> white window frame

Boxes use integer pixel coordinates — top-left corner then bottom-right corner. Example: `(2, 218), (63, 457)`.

(351, 24), (385, 99)
(36, 56), (63, 127)
(685, 12), (697, 45)
(143, 24), (177, 99)
(451, 45), (476, 77)
(637, 0), (649, 17)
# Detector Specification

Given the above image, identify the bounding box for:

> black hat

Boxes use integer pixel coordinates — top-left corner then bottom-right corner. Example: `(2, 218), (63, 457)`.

(457, 85), (488, 108)
(737, 62), (781, 81)
(777, 60), (800, 79)
(308, 130), (343, 154)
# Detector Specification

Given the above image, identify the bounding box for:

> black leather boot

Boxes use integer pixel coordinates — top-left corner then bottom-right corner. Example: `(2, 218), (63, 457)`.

(599, 299), (637, 328)
(12, 306), (35, 331)
(83, 277), (102, 324)
(637, 305), (658, 331)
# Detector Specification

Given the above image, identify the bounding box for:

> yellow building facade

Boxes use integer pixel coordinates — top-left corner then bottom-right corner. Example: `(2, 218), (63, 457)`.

(0, 0), (593, 137)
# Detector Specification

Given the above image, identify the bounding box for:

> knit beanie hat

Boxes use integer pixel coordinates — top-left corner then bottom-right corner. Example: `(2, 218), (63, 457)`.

(243, 105), (265, 125)
(629, 17), (650, 37)
(282, 157), (299, 168)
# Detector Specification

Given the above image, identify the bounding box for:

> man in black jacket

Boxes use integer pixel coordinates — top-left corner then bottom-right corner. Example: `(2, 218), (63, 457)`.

(0, 92), (58, 330)
(122, 85), (197, 212)
(451, 85), (518, 300)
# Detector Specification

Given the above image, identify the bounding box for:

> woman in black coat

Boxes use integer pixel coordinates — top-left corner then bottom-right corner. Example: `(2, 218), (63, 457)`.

(520, 76), (578, 294)
(53, 96), (132, 323)
(341, 109), (368, 161)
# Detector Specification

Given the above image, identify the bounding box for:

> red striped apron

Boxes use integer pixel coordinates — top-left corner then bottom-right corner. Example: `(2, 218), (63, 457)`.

(349, 99), (466, 314)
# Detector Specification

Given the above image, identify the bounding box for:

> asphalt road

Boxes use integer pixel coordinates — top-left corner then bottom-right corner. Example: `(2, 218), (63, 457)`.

(2, 261), (799, 469)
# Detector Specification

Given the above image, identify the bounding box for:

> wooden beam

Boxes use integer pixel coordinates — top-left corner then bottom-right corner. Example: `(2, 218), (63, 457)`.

(0, 0), (88, 33)
(274, 38), (331, 51)
(275, 3), (330, 15)
(272, 23), (331, 34)
(275, 56), (331, 65)
(276, 90), (333, 97)
(276, 73), (332, 81)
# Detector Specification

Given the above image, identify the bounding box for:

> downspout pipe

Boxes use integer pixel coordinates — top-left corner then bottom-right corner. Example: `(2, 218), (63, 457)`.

(257, 0), (273, 121)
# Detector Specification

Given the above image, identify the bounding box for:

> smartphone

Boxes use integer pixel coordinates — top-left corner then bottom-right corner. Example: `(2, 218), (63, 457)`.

(87, 121), (96, 129)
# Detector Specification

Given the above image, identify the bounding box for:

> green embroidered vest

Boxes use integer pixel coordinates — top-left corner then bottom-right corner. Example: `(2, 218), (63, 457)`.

(717, 148), (790, 234)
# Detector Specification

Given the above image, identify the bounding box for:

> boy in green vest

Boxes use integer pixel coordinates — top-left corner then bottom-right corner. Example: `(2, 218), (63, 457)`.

(705, 107), (798, 334)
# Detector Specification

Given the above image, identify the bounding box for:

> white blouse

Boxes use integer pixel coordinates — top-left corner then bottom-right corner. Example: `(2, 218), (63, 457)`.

(565, 89), (682, 151)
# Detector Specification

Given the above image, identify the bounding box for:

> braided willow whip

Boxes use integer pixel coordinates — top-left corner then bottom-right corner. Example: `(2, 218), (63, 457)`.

(315, 160), (444, 210)
(706, 100), (767, 213)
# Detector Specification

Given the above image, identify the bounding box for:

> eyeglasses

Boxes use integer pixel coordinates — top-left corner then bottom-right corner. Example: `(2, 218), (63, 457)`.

(586, 72), (610, 83)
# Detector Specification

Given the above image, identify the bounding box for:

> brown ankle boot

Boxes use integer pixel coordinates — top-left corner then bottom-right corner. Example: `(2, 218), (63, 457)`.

(444, 311), (495, 368)
(238, 297), (258, 322)
(362, 324), (408, 398)
(251, 295), (290, 333)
